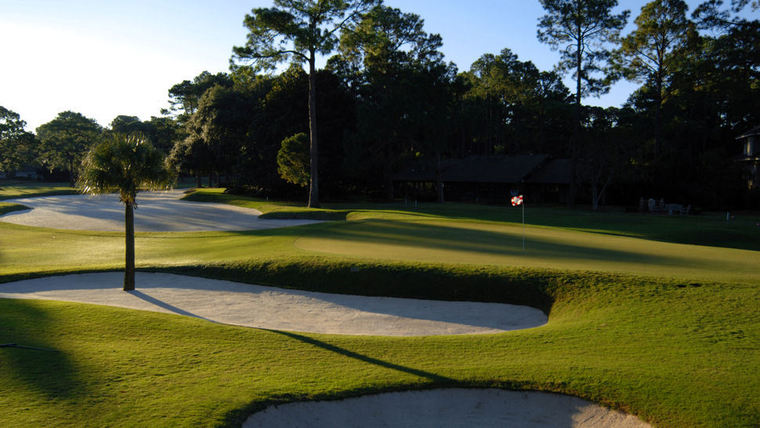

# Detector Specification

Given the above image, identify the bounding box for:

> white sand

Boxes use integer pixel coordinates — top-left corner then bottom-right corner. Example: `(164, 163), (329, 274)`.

(0, 190), (321, 231)
(243, 389), (650, 428)
(0, 272), (547, 336)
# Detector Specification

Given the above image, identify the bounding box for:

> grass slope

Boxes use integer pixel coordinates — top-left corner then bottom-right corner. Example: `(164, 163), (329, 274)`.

(0, 186), (758, 426)
(0, 181), (76, 201)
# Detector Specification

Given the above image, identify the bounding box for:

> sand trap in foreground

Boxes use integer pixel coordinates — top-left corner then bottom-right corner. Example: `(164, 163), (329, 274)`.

(244, 389), (650, 428)
(0, 190), (321, 231)
(0, 272), (547, 336)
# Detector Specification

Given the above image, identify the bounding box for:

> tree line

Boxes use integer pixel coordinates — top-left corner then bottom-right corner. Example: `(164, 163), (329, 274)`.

(1, 0), (758, 209)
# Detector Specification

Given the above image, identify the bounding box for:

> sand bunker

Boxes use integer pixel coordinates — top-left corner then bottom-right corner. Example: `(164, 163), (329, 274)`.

(243, 389), (650, 427)
(0, 190), (321, 231)
(0, 272), (547, 336)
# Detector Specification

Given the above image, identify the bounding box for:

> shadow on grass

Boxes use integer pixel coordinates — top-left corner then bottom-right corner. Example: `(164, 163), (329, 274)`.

(187, 189), (760, 250)
(0, 202), (30, 216)
(266, 329), (453, 383)
(287, 219), (704, 269)
(168, 260), (554, 314)
(259, 209), (349, 221)
(404, 204), (760, 250)
(221, 329), (458, 427)
(0, 298), (89, 399)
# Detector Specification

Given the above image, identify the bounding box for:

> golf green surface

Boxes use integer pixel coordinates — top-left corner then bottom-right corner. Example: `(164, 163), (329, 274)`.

(1, 187), (758, 426)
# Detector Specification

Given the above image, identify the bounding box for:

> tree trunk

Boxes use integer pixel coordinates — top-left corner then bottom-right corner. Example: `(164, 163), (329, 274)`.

(384, 159), (394, 200)
(591, 175), (612, 211)
(307, 50), (320, 208)
(195, 172), (201, 188)
(124, 202), (135, 291)
(568, 35), (583, 209)
(68, 159), (75, 186)
(436, 152), (444, 203)
(654, 70), (663, 159)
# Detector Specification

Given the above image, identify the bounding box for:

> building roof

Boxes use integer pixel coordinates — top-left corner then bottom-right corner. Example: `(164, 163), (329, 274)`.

(442, 154), (548, 183)
(393, 154), (570, 185)
(736, 125), (760, 140)
(524, 158), (571, 184)
(392, 160), (438, 182)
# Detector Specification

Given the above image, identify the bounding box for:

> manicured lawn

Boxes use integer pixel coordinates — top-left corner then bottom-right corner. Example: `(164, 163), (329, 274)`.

(184, 188), (760, 251)
(0, 186), (758, 426)
(0, 180), (76, 200)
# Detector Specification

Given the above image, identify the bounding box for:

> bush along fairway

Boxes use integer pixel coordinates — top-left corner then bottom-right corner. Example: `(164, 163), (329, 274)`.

(0, 189), (758, 426)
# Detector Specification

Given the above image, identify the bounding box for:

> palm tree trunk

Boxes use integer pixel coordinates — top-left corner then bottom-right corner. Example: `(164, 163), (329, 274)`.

(124, 202), (135, 291)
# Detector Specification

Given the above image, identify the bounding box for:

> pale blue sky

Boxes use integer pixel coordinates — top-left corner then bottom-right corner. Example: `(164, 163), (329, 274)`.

(0, 0), (751, 131)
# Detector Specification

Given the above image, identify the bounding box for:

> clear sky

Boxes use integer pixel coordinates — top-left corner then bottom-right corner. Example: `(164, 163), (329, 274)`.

(0, 0), (749, 131)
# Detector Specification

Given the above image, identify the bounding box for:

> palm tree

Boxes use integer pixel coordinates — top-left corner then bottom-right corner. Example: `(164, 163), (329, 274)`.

(78, 134), (173, 291)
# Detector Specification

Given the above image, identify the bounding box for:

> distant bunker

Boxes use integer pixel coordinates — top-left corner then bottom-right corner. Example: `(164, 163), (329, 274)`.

(0, 190), (321, 232)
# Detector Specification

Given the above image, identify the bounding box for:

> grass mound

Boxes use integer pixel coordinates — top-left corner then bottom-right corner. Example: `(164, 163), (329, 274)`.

(181, 188), (350, 220)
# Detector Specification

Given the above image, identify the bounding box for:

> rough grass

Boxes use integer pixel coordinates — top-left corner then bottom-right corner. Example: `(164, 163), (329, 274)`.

(0, 185), (758, 426)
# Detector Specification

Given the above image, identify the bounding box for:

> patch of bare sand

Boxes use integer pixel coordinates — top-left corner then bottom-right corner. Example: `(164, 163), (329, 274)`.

(243, 389), (650, 428)
(0, 272), (547, 336)
(0, 190), (321, 231)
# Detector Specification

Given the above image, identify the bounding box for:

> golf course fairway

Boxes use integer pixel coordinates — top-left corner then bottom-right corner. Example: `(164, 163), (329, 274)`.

(0, 188), (758, 426)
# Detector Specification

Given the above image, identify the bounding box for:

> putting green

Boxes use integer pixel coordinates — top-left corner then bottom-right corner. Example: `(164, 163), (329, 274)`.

(295, 219), (760, 284)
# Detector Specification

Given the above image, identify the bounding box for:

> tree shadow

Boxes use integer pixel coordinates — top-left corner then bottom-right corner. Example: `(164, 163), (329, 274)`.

(265, 329), (453, 383)
(128, 290), (211, 321)
(0, 298), (89, 399)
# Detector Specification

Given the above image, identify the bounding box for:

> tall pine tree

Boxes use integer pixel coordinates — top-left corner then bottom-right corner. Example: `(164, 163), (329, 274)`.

(537, 0), (629, 207)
